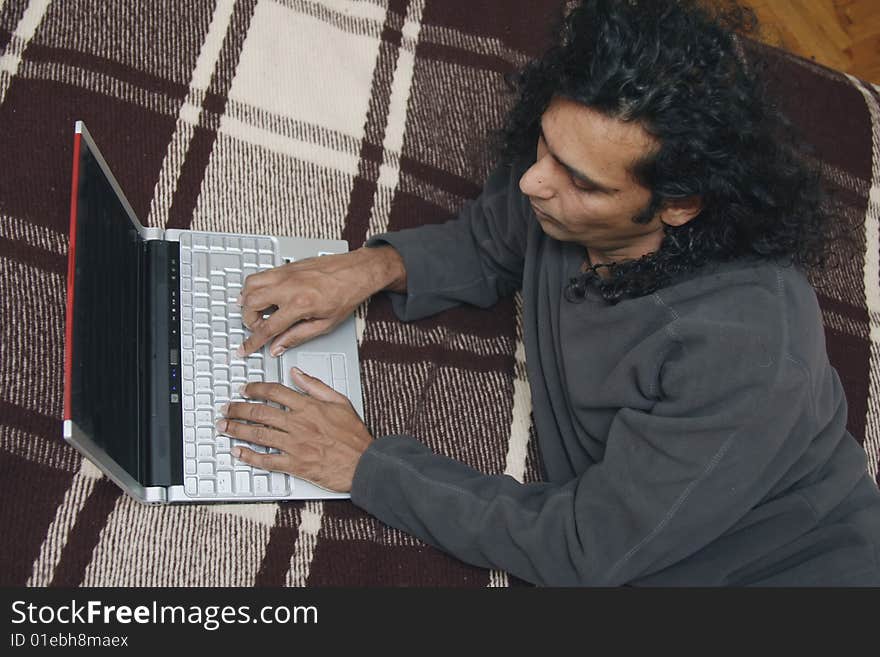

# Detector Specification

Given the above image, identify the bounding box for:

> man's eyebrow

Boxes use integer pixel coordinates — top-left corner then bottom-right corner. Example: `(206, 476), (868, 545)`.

(539, 123), (619, 194)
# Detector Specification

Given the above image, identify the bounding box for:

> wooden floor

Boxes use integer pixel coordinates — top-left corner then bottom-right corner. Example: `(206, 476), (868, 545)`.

(740, 0), (880, 84)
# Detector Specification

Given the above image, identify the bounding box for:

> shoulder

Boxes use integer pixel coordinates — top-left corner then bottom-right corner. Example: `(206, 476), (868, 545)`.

(653, 258), (824, 383)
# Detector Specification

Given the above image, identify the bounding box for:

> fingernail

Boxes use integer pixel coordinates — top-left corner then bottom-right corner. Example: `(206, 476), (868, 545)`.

(235, 346), (245, 358)
(215, 419), (227, 432)
(271, 345), (283, 357)
(231, 446), (241, 458)
(292, 367), (303, 376)
(219, 403), (229, 415)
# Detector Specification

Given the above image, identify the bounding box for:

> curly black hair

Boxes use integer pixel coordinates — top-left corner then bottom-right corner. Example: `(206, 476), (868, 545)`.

(498, 0), (853, 304)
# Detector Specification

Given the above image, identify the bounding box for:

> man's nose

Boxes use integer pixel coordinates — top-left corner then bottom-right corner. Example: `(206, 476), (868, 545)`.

(519, 156), (554, 199)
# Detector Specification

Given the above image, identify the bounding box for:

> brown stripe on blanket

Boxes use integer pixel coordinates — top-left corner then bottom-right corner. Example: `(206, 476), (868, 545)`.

(49, 477), (121, 586)
(24, 43), (188, 101)
(0, 401), (62, 447)
(0, 451), (74, 585)
(167, 0), (258, 230)
(342, 0), (410, 249)
(0, 0), (30, 55)
(0, 237), (65, 274)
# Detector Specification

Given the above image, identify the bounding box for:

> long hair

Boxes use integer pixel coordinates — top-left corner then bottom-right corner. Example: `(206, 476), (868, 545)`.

(499, 0), (854, 304)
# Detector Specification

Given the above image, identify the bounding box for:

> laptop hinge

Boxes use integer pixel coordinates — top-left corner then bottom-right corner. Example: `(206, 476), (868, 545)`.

(142, 239), (183, 486)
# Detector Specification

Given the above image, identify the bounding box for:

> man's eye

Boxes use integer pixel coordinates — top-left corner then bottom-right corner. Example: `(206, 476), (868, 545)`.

(573, 180), (597, 193)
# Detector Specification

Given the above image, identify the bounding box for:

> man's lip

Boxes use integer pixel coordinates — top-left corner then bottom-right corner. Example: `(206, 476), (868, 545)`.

(531, 203), (554, 221)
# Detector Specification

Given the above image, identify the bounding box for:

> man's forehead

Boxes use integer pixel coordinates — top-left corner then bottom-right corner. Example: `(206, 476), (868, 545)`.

(542, 97), (657, 182)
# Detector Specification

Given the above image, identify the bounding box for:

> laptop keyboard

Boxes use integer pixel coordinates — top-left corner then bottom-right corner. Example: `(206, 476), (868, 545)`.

(177, 231), (287, 499)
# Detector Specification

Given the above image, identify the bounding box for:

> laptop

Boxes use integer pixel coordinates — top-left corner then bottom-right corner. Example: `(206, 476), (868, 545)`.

(63, 121), (363, 504)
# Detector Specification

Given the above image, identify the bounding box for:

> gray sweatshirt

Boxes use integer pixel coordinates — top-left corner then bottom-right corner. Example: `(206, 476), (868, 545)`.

(352, 163), (880, 586)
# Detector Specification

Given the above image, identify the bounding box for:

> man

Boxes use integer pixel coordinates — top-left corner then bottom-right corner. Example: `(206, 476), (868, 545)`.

(217, 0), (880, 585)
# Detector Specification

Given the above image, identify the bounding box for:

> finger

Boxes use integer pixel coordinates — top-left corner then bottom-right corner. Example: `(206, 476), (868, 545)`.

(237, 309), (303, 357)
(239, 381), (307, 411)
(224, 400), (290, 430)
(217, 417), (287, 451)
(269, 318), (333, 355)
(290, 367), (347, 404)
(238, 285), (281, 315)
(230, 446), (289, 473)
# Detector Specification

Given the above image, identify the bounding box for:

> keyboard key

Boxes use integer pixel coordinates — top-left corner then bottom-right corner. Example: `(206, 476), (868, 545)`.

(192, 234), (207, 250)
(194, 281), (208, 295)
(196, 410), (212, 426)
(270, 472), (287, 494)
(198, 444), (213, 459)
(184, 427), (195, 442)
(182, 334), (193, 349)
(258, 238), (274, 253)
(214, 384), (230, 400)
(196, 393), (212, 409)
(241, 238), (257, 253)
(198, 479), (215, 495)
(210, 235), (224, 251)
(193, 252), (208, 278)
(198, 461), (214, 475)
(253, 476), (269, 495)
(211, 253), (239, 273)
(185, 459), (196, 474)
(235, 471), (252, 494)
(181, 247), (191, 264)
(184, 444), (195, 458)
(185, 477), (197, 496)
(210, 274), (224, 289)
(259, 254), (274, 267)
(182, 278), (192, 292)
(217, 453), (232, 469)
(217, 471), (232, 494)
(184, 412), (195, 427)
(197, 427), (213, 442)
(225, 236), (240, 250)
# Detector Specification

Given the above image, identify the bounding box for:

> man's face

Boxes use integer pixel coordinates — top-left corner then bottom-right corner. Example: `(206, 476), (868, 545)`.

(519, 96), (666, 265)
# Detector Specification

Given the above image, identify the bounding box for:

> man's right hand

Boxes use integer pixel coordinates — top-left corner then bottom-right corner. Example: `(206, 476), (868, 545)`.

(236, 245), (406, 358)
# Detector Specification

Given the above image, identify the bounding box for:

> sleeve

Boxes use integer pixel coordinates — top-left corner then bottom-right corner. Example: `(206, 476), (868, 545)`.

(364, 162), (531, 321)
(351, 299), (817, 586)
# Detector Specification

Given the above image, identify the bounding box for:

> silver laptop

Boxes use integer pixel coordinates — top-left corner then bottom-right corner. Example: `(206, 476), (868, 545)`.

(63, 121), (363, 504)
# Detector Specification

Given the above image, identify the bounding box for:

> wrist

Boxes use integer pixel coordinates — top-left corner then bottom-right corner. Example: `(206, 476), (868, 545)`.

(359, 244), (407, 294)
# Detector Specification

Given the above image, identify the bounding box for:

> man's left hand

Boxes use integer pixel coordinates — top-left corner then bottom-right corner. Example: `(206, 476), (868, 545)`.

(217, 368), (372, 493)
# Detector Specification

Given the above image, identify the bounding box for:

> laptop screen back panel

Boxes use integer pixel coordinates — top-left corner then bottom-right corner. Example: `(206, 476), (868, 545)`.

(65, 124), (145, 484)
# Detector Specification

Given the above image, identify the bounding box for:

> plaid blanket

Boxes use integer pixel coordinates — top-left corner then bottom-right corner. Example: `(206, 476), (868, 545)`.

(0, 0), (878, 587)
